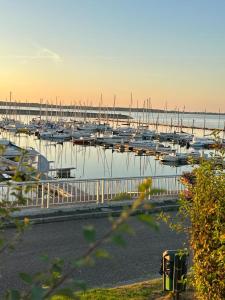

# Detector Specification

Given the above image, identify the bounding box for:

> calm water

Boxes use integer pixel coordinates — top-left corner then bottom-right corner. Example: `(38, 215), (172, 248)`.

(2, 131), (194, 179)
(129, 111), (225, 130)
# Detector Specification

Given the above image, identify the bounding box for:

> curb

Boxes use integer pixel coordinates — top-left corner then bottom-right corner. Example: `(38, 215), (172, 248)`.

(6, 201), (179, 227)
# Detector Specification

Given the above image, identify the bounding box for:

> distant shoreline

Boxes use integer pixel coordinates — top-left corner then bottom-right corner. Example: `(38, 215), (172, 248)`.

(0, 107), (130, 119)
(0, 101), (224, 116)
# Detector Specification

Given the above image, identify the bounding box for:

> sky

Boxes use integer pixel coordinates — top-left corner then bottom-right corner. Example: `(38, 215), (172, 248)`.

(0, 0), (225, 112)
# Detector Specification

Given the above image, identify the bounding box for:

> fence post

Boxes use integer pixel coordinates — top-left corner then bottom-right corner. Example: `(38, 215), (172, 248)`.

(47, 183), (50, 208)
(7, 185), (10, 204)
(96, 181), (99, 204)
(101, 179), (104, 204)
(0, 175), (182, 209)
(41, 184), (44, 208)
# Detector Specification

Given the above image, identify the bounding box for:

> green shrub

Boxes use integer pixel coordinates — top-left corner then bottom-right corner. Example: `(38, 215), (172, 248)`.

(180, 160), (225, 300)
(150, 188), (166, 195)
(113, 192), (132, 201)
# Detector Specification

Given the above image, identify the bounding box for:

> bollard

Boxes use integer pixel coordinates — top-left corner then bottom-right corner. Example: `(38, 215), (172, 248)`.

(161, 249), (188, 299)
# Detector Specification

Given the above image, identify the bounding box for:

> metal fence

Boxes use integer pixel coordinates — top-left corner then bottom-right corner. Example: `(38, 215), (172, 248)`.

(0, 175), (184, 209)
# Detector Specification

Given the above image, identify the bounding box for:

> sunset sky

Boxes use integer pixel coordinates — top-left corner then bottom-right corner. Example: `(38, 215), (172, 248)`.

(0, 0), (224, 111)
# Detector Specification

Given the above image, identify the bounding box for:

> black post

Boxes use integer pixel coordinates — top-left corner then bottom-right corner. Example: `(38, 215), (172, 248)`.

(174, 291), (180, 300)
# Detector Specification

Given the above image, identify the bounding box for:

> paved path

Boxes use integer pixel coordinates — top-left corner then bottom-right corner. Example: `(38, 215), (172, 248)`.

(0, 212), (188, 296)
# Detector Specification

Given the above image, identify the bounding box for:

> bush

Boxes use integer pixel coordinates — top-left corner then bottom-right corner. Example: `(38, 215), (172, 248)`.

(180, 161), (225, 300)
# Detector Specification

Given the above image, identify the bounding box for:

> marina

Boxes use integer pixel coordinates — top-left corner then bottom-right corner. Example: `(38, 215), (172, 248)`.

(1, 2), (225, 298)
(0, 102), (224, 186)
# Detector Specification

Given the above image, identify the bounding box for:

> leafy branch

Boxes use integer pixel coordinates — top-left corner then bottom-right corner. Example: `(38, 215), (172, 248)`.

(16, 178), (153, 299)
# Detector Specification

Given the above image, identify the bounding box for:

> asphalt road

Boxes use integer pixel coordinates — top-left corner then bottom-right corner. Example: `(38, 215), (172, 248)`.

(0, 212), (188, 296)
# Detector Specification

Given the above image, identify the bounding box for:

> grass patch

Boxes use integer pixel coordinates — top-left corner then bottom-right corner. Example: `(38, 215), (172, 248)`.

(112, 188), (167, 202)
(112, 192), (132, 201)
(77, 278), (164, 300)
(51, 278), (195, 300)
(150, 188), (166, 195)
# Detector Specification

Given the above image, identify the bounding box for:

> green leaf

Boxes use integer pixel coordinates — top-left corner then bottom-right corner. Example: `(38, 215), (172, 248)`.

(33, 272), (47, 283)
(72, 256), (95, 268)
(83, 225), (96, 243)
(111, 234), (126, 247)
(51, 257), (64, 274)
(0, 207), (7, 214)
(5, 289), (21, 300)
(31, 286), (44, 300)
(138, 214), (158, 230)
(73, 279), (87, 291)
(95, 249), (110, 259)
(19, 272), (33, 285)
(51, 264), (62, 274)
(117, 223), (135, 235)
(84, 256), (95, 267)
(39, 254), (49, 262)
(0, 238), (4, 248)
(138, 178), (152, 192)
(72, 258), (86, 268)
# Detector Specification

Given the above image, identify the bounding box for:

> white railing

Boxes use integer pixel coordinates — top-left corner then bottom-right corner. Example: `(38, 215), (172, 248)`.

(0, 175), (184, 209)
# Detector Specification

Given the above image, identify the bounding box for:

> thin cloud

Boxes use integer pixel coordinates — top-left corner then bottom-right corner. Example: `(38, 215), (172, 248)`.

(36, 47), (62, 62)
(0, 46), (62, 63)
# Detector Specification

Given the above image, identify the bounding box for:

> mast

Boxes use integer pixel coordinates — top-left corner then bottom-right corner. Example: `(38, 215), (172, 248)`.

(69, 100), (72, 120)
(51, 100), (53, 121)
(113, 95), (116, 128)
(60, 100), (63, 120)
(165, 101), (168, 133)
(106, 106), (109, 125)
(192, 119), (195, 135)
(156, 113), (159, 132)
(18, 98), (21, 123)
(203, 109), (206, 136)
(223, 121), (225, 140)
(74, 99), (76, 122)
(180, 105), (185, 132)
(84, 100), (87, 123)
(14, 94), (17, 121)
(177, 108), (179, 133)
(5, 97), (8, 120)
(98, 94), (102, 125)
(55, 97), (58, 122)
(39, 98), (42, 120)
(218, 108), (221, 129)
(147, 98), (151, 128)
(146, 98), (149, 125)
(137, 99), (139, 128)
(142, 99), (145, 128)
(149, 98), (155, 129)
(103, 98), (107, 124)
(25, 99), (28, 124)
(9, 91), (12, 119)
(45, 100), (48, 121)
(129, 92), (133, 126)
(145, 98), (148, 125)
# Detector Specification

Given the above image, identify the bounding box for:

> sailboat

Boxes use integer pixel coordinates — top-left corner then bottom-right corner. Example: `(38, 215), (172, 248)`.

(0, 138), (50, 180)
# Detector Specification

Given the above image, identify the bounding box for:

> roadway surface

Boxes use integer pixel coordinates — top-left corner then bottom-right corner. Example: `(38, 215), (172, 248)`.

(0, 212), (188, 296)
